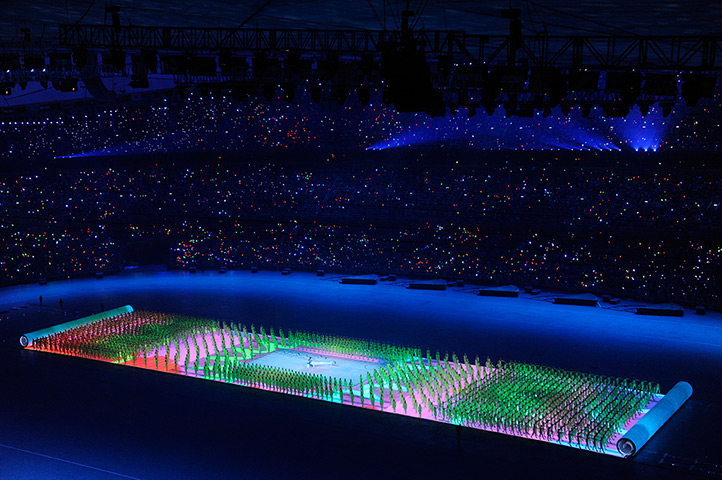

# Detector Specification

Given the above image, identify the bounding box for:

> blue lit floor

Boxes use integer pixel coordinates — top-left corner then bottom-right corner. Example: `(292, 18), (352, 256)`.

(1, 268), (721, 479)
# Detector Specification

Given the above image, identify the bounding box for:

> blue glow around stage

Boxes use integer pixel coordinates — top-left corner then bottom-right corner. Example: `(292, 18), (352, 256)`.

(609, 107), (673, 152)
(367, 104), (678, 152)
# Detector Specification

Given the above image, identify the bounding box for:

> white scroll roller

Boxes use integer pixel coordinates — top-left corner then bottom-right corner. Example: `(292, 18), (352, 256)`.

(617, 381), (692, 457)
(19, 305), (134, 347)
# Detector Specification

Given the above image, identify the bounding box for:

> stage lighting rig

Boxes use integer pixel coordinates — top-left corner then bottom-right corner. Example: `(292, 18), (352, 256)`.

(358, 86), (370, 105)
(335, 86), (348, 106)
(282, 83), (295, 103)
(681, 73), (716, 106)
(108, 49), (126, 72)
(310, 84), (322, 103)
(128, 74), (149, 89)
(141, 49), (159, 74)
(660, 101), (674, 117)
(529, 68), (567, 108)
(105, 4), (122, 33)
(253, 52), (281, 82)
(317, 54), (340, 83)
(435, 54), (453, 87)
(378, 6), (445, 116)
(643, 73), (677, 97)
(23, 56), (45, 72)
(482, 101), (496, 116)
(230, 85), (250, 99)
(263, 84), (275, 101)
(359, 54), (378, 77)
(568, 70), (600, 93)
(52, 78), (78, 92)
(501, 7), (522, 64)
(606, 71), (643, 109)
(602, 103), (630, 118)
(282, 51), (312, 84)
(480, 71), (501, 115)
(72, 47), (89, 69)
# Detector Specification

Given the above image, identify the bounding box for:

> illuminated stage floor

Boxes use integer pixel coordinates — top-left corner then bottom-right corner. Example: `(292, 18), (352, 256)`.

(1, 267), (721, 479)
(247, 349), (381, 383)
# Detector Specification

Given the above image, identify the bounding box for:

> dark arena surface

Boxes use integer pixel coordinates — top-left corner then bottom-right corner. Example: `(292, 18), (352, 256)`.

(1, 269), (721, 479)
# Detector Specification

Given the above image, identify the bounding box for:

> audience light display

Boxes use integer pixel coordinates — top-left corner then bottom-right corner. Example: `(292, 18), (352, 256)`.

(1, 156), (720, 306)
(0, 88), (718, 160)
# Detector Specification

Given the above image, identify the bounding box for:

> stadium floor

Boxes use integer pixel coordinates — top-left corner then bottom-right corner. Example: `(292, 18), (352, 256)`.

(1, 267), (721, 479)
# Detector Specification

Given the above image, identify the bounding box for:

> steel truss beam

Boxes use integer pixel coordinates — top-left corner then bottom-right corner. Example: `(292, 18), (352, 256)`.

(58, 24), (722, 71)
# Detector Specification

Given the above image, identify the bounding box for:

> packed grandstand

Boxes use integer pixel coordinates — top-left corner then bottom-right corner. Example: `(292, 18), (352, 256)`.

(2, 149), (719, 307)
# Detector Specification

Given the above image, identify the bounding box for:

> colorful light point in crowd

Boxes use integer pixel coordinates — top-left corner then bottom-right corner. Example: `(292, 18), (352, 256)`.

(21, 306), (692, 458)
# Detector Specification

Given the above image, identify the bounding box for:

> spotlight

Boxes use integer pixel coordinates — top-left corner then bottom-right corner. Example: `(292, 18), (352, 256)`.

(529, 68), (567, 107)
(109, 49), (126, 72)
(310, 84), (322, 103)
(263, 84), (275, 101)
(568, 70), (600, 91)
(643, 73), (677, 97)
(282, 83), (295, 103)
(72, 47), (88, 69)
(681, 73), (715, 107)
(358, 87), (370, 105)
(53, 78), (78, 92)
(359, 54), (377, 76)
(660, 101), (674, 117)
(606, 71), (642, 108)
(335, 87), (348, 105)
(128, 74), (149, 89)
(482, 101), (495, 116)
(602, 104), (629, 118)
(380, 38), (445, 116)
(516, 105), (534, 117)
(141, 49), (159, 73)
(230, 85), (249, 99)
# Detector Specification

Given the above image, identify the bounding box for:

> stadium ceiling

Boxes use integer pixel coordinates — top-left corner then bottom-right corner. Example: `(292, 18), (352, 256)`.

(57, 24), (722, 71)
(0, 23), (719, 118)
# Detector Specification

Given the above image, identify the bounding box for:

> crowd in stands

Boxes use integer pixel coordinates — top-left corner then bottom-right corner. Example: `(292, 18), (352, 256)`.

(0, 89), (720, 162)
(1, 152), (720, 307)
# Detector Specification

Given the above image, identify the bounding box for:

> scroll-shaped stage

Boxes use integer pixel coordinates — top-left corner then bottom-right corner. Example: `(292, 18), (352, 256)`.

(19, 305), (134, 347)
(617, 381), (693, 457)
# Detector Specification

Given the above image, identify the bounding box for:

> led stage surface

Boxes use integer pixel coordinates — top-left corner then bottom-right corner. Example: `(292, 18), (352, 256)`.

(21, 306), (691, 458)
